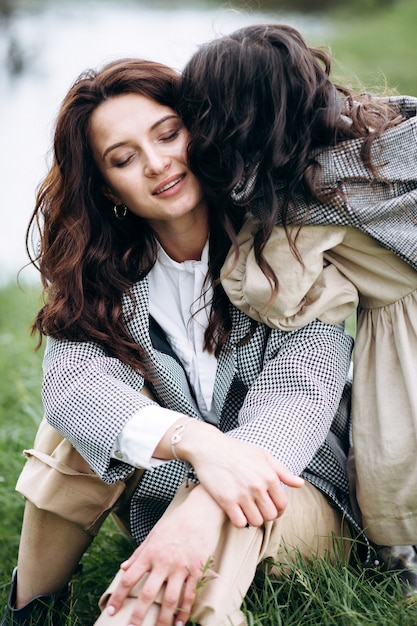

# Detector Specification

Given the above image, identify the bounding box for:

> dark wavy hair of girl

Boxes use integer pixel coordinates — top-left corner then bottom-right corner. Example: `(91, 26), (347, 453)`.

(179, 23), (404, 295)
(27, 58), (240, 372)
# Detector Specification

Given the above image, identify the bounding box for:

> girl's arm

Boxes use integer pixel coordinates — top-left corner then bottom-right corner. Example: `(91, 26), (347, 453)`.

(221, 219), (358, 329)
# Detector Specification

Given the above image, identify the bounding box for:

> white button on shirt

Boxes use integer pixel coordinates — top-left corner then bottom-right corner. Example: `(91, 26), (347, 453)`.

(110, 241), (218, 469)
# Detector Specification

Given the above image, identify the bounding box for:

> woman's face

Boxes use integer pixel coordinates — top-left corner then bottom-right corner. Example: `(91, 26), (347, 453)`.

(89, 93), (207, 228)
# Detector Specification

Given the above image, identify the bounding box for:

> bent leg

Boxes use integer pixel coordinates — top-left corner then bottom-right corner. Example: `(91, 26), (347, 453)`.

(8, 387), (154, 613)
(191, 480), (351, 626)
(15, 501), (93, 607)
(12, 419), (140, 608)
(94, 481), (351, 626)
(264, 479), (352, 578)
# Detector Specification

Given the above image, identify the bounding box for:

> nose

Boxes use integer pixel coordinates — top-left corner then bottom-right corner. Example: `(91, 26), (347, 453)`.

(143, 146), (170, 177)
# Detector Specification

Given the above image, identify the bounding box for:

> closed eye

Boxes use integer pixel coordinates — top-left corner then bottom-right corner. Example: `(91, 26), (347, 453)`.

(160, 128), (181, 143)
(114, 154), (135, 168)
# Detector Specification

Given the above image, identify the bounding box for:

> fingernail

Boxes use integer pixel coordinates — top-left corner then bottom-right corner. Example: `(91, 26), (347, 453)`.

(106, 605), (116, 616)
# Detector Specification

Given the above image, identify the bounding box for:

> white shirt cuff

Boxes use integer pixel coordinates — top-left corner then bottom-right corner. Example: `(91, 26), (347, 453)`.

(110, 405), (188, 470)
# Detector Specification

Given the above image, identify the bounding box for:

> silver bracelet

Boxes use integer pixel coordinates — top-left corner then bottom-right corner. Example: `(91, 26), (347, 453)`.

(170, 419), (193, 460)
(171, 419), (193, 487)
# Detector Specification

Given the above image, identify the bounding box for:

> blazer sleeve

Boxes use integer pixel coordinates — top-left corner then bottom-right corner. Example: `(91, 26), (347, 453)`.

(41, 336), (158, 482)
(247, 111), (417, 270)
(225, 317), (353, 476)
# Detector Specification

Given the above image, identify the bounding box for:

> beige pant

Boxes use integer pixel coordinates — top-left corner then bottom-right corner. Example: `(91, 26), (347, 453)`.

(16, 418), (142, 537)
(16, 386), (156, 535)
(95, 481), (352, 626)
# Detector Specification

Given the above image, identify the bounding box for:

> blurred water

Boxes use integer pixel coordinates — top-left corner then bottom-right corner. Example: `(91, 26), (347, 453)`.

(0, 1), (328, 285)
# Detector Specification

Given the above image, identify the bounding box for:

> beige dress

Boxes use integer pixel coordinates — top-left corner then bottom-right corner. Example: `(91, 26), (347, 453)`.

(222, 221), (417, 545)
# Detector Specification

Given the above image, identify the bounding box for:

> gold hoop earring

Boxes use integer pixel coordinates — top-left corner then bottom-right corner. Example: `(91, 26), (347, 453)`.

(113, 204), (128, 220)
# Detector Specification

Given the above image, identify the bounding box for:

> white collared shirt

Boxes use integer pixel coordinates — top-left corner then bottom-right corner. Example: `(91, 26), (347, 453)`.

(111, 241), (217, 469)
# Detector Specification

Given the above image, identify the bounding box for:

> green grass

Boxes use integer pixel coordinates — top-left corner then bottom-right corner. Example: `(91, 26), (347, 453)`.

(0, 282), (43, 566)
(1, 281), (417, 625)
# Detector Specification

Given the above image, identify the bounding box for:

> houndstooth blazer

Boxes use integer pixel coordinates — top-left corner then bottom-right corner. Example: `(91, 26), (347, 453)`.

(42, 276), (360, 545)
(248, 96), (417, 268)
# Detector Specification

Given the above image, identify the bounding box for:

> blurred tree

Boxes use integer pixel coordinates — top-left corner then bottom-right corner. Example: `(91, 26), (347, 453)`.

(1, 0), (399, 14)
(0, 0), (13, 19)
(228, 0), (398, 13)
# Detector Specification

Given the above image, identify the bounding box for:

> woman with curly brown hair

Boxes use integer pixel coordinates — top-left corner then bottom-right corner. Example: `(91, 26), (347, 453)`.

(1, 56), (357, 626)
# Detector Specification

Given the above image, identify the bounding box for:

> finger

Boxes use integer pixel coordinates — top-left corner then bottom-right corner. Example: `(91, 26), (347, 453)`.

(122, 572), (165, 626)
(120, 545), (144, 571)
(252, 492), (281, 522)
(274, 462), (304, 488)
(105, 566), (148, 616)
(267, 481), (291, 516)
(217, 472), (294, 527)
(174, 573), (199, 626)
(220, 501), (248, 528)
(222, 494), (275, 527)
(156, 573), (189, 626)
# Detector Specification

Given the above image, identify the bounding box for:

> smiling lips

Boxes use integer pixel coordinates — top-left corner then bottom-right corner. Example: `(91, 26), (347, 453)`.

(153, 174), (185, 195)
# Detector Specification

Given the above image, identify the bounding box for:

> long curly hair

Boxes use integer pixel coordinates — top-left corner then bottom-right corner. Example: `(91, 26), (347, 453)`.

(179, 23), (404, 292)
(27, 58), (240, 371)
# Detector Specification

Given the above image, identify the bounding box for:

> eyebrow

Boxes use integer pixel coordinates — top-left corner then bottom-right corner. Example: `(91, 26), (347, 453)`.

(102, 114), (180, 160)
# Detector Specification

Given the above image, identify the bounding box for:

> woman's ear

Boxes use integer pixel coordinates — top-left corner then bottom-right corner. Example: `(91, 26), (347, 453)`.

(102, 185), (121, 205)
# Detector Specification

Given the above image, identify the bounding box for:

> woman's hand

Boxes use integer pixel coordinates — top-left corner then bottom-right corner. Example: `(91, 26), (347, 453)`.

(104, 485), (224, 626)
(153, 418), (304, 530)
(179, 421), (304, 528)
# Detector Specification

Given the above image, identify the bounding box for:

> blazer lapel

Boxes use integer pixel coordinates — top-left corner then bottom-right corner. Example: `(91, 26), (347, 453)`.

(214, 307), (252, 426)
(124, 279), (201, 419)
